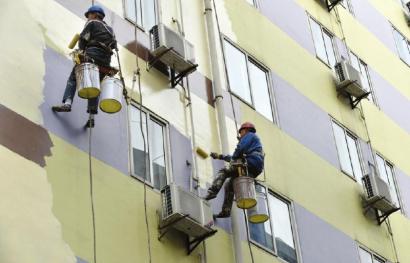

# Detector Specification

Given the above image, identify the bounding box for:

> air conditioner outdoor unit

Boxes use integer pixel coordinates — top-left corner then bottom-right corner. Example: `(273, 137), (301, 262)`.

(149, 24), (196, 73)
(160, 183), (214, 238)
(362, 173), (398, 213)
(335, 60), (367, 98)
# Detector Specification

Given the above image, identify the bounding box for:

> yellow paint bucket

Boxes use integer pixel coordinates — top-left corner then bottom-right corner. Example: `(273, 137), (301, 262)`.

(247, 191), (269, 224)
(99, 77), (123, 114)
(233, 176), (256, 209)
(75, 63), (100, 99)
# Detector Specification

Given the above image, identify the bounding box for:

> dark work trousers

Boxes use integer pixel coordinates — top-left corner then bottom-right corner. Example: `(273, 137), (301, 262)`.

(62, 47), (112, 114)
(208, 165), (259, 215)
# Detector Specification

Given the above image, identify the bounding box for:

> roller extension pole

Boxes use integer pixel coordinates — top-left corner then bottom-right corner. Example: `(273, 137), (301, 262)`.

(203, 1), (243, 262)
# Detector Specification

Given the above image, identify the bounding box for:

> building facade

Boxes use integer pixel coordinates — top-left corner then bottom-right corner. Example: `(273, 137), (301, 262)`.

(1, 0), (410, 262)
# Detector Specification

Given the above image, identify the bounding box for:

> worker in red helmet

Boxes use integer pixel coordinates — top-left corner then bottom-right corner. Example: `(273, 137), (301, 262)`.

(206, 122), (264, 218)
(52, 5), (117, 128)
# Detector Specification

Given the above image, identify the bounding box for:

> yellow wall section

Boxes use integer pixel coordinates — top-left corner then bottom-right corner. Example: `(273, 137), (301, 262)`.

(0, 0), (46, 124)
(0, 145), (76, 263)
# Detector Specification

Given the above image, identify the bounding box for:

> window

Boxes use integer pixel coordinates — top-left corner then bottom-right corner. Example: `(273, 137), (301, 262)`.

(248, 185), (298, 263)
(308, 17), (337, 67)
(375, 154), (401, 208)
(392, 27), (410, 65)
(124, 0), (157, 31)
(130, 105), (168, 190)
(358, 247), (386, 263)
(332, 121), (363, 180)
(223, 39), (275, 122)
(349, 52), (375, 103)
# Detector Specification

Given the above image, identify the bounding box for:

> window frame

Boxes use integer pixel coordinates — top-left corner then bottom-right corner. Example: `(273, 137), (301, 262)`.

(348, 51), (377, 105)
(357, 245), (387, 263)
(374, 152), (403, 213)
(391, 26), (410, 66)
(331, 119), (365, 181)
(247, 185), (301, 263)
(129, 103), (172, 190)
(222, 37), (277, 123)
(307, 15), (338, 68)
(123, 0), (159, 32)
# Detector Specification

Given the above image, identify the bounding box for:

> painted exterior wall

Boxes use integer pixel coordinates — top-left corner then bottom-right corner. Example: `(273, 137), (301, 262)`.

(0, 0), (410, 262)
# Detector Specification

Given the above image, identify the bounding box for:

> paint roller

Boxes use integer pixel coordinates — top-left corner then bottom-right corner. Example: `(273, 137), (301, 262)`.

(68, 33), (80, 49)
(195, 147), (209, 159)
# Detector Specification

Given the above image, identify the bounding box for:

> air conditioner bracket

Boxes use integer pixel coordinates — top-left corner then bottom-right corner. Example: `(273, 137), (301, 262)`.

(148, 47), (174, 71)
(325, 0), (343, 11)
(157, 213), (217, 255)
(348, 92), (370, 109)
(158, 214), (189, 241)
(186, 228), (217, 255)
(363, 196), (401, 225)
(170, 64), (198, 88)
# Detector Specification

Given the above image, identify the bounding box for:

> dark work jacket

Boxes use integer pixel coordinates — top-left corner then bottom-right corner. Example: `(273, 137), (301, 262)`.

(79, 19), (117, 66)
(225, 132), (264, 176)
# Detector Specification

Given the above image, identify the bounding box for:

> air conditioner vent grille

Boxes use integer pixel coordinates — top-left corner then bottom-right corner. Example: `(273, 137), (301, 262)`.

(335, 62), (345, 82)
(161, 185), (173, 218)
(363, 174), (374, 198)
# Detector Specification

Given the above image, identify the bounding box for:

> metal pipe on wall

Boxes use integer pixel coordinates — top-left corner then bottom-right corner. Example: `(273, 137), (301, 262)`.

(203, 0), (243, 262)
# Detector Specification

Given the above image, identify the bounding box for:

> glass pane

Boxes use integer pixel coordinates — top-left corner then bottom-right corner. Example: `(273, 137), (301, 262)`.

(130, 107), (150, 182)
(224, 41), (252, 104)
(309, 18), (328, 64)
(346, 134), (363, 180)
(149, 119), (167, 190)
(376, 155), (389, 183)
(393, 29), (410, 65)
(386, 163), (400, 207)
(248, 61), (273, 121)
(125, 0), (142, 26)
(269, 195), (297, 263)
(349, 52), (360, 71)
(358, 61), (374, 102)
(249, 185), (274, 251)
(142, 0), (156, 31)
(332, 122), (354, 176)
(359, 248), (373, 263)
(323, 31), (336, 67)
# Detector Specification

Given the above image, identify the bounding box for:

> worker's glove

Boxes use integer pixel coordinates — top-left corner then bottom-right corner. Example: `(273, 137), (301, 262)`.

(211, 152), (226, 160)
(210, 152), (221, 159)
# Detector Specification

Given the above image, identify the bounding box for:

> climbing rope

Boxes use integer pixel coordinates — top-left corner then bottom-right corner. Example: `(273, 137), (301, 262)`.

(88, 113), (97, 263)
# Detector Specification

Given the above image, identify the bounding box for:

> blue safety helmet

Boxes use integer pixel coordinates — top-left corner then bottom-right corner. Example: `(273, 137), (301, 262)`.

(84, 5), (105, 18)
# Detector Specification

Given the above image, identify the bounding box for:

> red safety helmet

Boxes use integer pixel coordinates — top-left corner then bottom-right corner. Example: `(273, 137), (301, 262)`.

(239, 122), (256, 133)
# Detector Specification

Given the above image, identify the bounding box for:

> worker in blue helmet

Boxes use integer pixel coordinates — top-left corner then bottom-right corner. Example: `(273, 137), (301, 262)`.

(52, 5), (117, 128)
(205, 122), (265, 218)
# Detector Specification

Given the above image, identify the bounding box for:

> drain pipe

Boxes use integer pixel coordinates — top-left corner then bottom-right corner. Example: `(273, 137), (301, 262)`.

(203, 1), (243, 263)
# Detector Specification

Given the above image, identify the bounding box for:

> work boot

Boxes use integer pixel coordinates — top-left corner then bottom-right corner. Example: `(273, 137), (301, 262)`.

(204, 192), (217, 201)
(52, 104), (71, 112)
(85, 118), (95, 128)
(213, 210), (231, 219)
